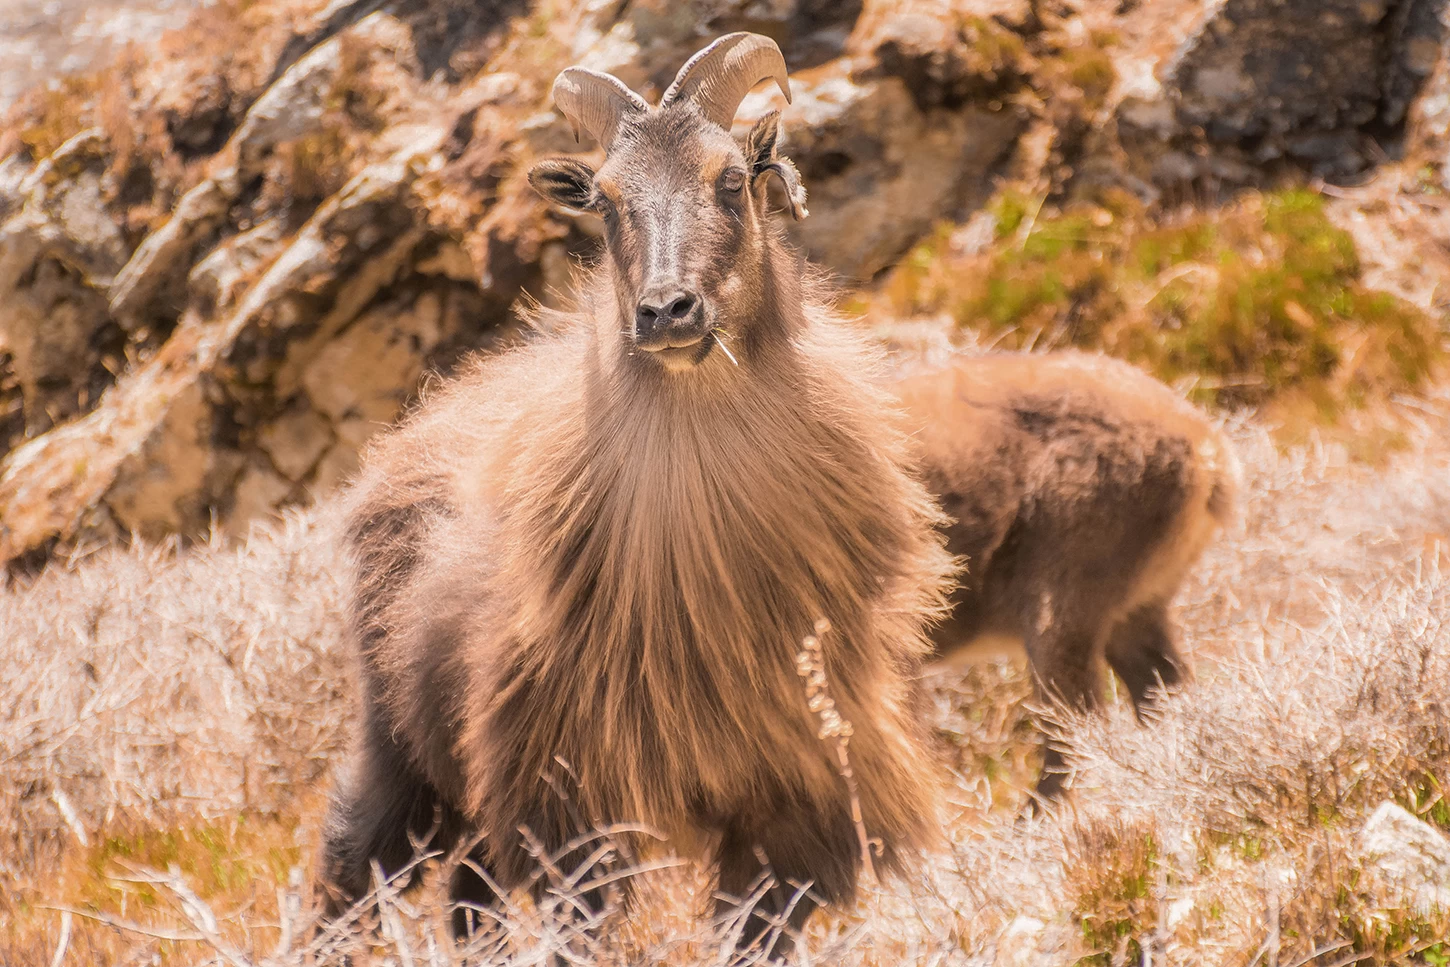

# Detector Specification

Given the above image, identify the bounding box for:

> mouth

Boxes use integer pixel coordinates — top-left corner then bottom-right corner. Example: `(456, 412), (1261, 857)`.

(638, 323), (730, 374)
(640, 329), (720, 370)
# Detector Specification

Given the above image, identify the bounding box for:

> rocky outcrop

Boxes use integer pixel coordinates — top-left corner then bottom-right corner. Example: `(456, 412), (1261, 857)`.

(1112, 0), (1449, 187)
(0, 10), (549, 566)
(1, 0), (1448, 568)
(0, 130), (129, 447)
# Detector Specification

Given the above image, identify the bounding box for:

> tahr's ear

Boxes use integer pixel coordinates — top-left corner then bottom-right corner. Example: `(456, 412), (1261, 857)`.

(528, 158), (596, 211)
(744, 111), (807, 220)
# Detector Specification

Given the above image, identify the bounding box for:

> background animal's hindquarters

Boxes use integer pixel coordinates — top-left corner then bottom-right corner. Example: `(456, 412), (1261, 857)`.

(319, 720), (474, 918)
(1104, 599), (1190, 718)
(712, 802), (860, 958)
(1021, 613), (1107, 803)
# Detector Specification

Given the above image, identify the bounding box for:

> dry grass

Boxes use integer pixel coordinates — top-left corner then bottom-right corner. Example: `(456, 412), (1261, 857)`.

(0, 515), (348, 965)
(3, 384), (1450, 965)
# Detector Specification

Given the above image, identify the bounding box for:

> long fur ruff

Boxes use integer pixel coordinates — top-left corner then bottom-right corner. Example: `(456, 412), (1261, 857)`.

(337, 264), (956, 896)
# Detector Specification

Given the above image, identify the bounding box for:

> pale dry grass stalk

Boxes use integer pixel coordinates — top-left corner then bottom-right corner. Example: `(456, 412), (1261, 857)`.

(795, 617), (878, 883)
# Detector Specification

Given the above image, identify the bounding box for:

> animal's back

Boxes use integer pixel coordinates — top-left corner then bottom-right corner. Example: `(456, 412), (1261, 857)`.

(893, 350), (1238, 658)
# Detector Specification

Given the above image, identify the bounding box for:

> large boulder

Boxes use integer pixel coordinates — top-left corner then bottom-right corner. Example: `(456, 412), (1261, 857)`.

(739, 60), (1024, 280)
(1114, 0), (1449, 184)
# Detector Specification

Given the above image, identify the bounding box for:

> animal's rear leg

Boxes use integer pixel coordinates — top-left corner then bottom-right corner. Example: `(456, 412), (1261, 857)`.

(1105, 600), (1189, 719)
(320, 724), (471, 920)
(1021, 610), (1107, 807)
(712, 805), (858, 961)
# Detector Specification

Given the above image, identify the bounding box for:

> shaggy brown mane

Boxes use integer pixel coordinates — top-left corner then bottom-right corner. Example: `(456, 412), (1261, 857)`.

(323, 229), (956, 948)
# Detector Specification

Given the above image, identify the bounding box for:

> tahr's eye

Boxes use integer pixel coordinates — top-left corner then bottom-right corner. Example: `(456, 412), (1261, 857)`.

(592, 191), (619, 223)
(720, 168), (745, 193)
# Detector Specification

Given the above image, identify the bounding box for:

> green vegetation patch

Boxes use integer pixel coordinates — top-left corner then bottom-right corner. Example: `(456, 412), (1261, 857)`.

(5, 811), (310, 964)
(85, 813), (301, 909)
(879, 188), (1446, 413)
(1064, 818), (1160, 964)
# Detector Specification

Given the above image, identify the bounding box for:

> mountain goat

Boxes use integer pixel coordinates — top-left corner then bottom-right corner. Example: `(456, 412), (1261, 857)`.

(900, 350), (1238, 801)
(320, 33), (956, 955)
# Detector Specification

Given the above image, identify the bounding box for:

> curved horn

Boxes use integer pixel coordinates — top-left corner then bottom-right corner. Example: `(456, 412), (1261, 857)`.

(551, 67), (649, 148)
(661, 32), (791, 130)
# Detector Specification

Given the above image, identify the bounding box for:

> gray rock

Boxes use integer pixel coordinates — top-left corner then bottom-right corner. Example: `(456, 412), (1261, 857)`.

(1116, 0), (1449, 182)
(738, 63), (1024, 281)
(108, 174), (236, 327)
(187, 217), (289, 314)
(1358, 801), (1450, 915)
(233, 12), (418, 176)
(257, 400), (335, 482)
(0, 130), (129, 440)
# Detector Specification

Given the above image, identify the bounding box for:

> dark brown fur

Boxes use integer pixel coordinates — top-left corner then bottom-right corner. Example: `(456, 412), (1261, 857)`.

(896, 350), (1239, 800)
(321, 98), (955, 952)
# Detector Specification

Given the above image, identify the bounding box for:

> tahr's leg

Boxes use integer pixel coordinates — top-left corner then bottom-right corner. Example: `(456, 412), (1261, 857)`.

(1021, 607), (1108, 806)
(1105, 600), (1189, 719)
(712, 804), (858, 961)
(449, 839), (501, 939)
(320, 727), (471, 918)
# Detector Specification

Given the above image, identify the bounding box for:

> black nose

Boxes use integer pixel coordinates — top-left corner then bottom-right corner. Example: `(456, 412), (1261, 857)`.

(634, 289), (704, 348)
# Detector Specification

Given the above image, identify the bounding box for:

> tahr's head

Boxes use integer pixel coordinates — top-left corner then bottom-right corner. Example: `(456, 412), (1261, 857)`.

(528, 33), (808, 372)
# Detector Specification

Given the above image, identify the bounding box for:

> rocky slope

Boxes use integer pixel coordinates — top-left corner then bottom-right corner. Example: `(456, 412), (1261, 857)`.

(1, 0), (1448, 569)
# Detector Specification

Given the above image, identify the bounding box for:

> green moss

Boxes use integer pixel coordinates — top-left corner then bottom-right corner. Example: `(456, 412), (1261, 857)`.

(80, 814), (301, 912)
(1062, 45), (1116, 107)
(1029, 27), (1119, 112)
(1070, 827), (1158, 965)
(881, 187), (1446, 414)
(1129, 222), (1217, 277)
(989, 189), (1034, 239)
(1338, 909), (1450, 962)
(962, 15), (1030, 80)
(1404, 772), (1450, 832)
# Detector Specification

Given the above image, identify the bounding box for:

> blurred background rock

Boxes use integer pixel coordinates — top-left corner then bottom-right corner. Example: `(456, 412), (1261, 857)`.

(1, 0), (1447, 570)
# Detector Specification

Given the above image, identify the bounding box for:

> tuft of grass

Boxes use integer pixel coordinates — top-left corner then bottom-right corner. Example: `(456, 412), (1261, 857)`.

(959, 15), (1030, 86)
(1404, 772), (1450, 832)
(1025, 25), (1119, 113)
(2, 811), (310, 964)
(84, 813), (303, 907)
(1065, 819), (1159, 965)
(926, 658), (1038, 815)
